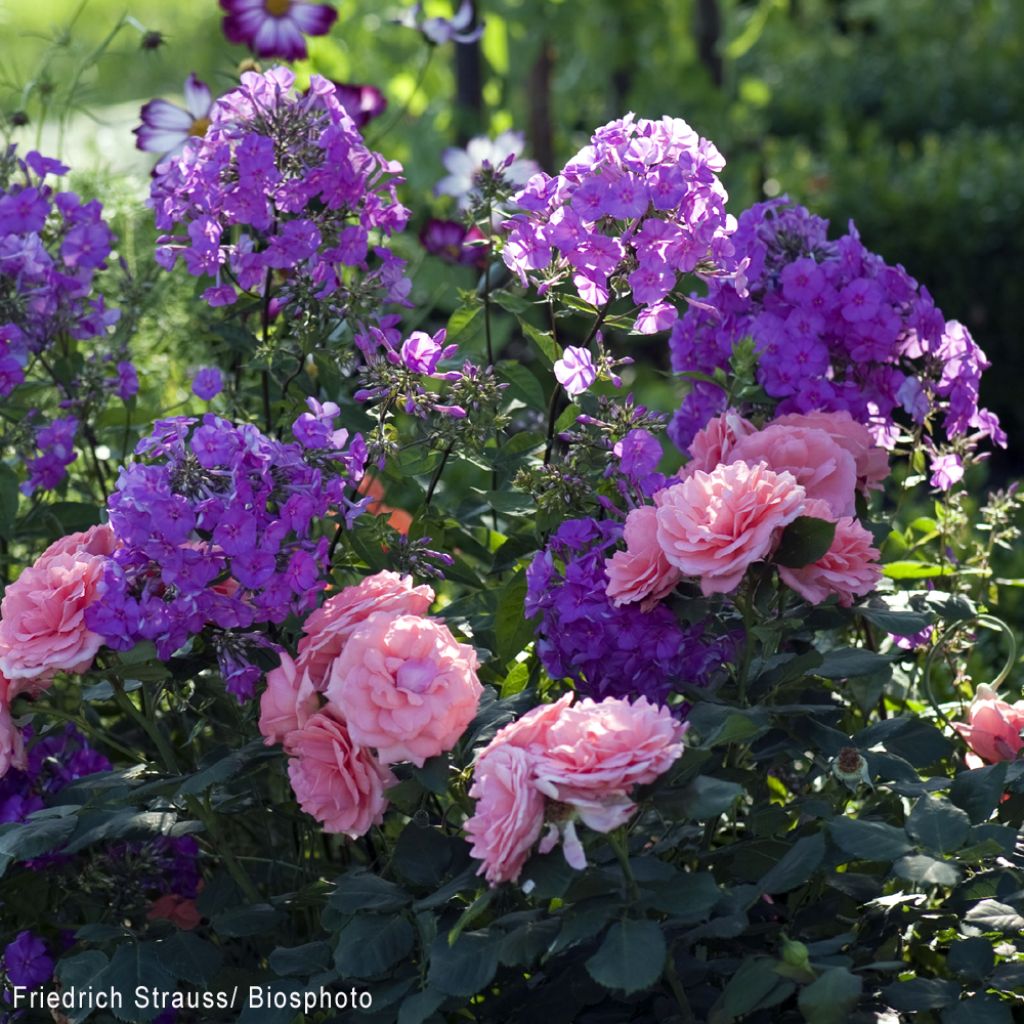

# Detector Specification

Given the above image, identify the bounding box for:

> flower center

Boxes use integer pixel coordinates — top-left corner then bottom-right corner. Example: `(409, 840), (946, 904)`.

(264, 0), (293, 15)
(188, 117), (211, 138)
(396, 659), (438, 694)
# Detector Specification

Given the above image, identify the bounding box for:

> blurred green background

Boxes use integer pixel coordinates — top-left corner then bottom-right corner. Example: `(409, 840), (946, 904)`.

(1, 0), (1022, 467)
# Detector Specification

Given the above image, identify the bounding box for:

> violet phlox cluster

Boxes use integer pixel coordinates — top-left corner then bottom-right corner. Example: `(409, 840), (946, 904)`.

(668, 199), (1004, 462)
(149, 67), (410, 338)
(525, 517), (732, 706)
(86, 402), (368, 697)
(501, 113), (737, 333)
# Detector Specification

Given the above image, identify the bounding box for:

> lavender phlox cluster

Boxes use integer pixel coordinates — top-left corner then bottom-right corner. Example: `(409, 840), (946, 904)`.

(669, 199), (1005, 463)
(525, 517), (728, 706)
(86, 402), (368, 697)
(553, 331), (634, 398)
(501, 114), (737, 333)
(21, 414), (79, 497)
(149, 67), (410, 339)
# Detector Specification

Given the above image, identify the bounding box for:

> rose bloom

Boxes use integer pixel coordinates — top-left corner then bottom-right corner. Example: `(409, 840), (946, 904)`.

(728, 423), (858, 517)
(605, 505), (683, 610)
(36, 524), (117, 564)
(325, 612), (481, 767)
(777, 498), (882, 607)
(0, 547), (109, 691)
(533, 697), (685, 824)
(0, 672), (25, 779)
(465, 744), (546, 886)
(679, 409), (756, 479)
(952, 683), (1024, 764)
(297, 571), (434, 690)
(656, 461), (806, 596)
(285, 708), (394, 838)
(773, 410), (889, 494)
(258, 652), (320, 746)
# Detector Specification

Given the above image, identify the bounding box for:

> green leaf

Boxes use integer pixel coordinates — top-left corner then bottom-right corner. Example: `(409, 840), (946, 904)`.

(520, 849), (577, 900)
(56, 951), (109, 1024)
(519, 319), (560, 366)
(947, 937), (995, 982)
(330, 871), (409, 914)
(427, 931), (499, 997)
(392, 824), (455, 889)
(156, 932), (223, 986)
(950, 763), (1008, 824)
(495, 569), (534, 665)
(709, 956), (795, 1023)
(482, 488), (534, 515)
(99, 943), (176, 1023)
(0, 809), (76, 875)
(798, 967), (863, 1024)
(211, 902), (282, 938)
(398, 989), (448, 1024)
(815, 648), (894, 680)
(941, 994), (1014, 1024)
(677, 776), (745, 820)
(892, 853), (961, 887)
(882, 978), (960, 1011)
(774, 516), (837, 568)
(585, 919), (666, 995)
(964, 900), (1024, 933)
(641, 871), (720, 921)
(883, 560), (956, 580)
(447, 302), (481, 340)
(990, 961), (1024, 990)
(335, 915), (415, 978)
(829, 817), (913, 862)
(760, 833), (825, 895)
(269, 941), (332, 978)
(498, 360), (544, 411)
(63, 810), (182, 854)
(855, 605), (932, 635)
(497, 918), (560, 967)
(906, 795), (971, 853)
(0, 463), (18, 538)
(686, 703), (769, 747)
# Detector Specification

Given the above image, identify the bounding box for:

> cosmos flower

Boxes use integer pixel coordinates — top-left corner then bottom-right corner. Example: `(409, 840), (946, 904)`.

(220, 0), (338, 60)
(134, 74), (214, 161)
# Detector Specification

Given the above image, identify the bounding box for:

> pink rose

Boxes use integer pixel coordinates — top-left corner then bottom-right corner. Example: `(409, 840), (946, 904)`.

(605, 505), (683, 610)
(773, 410), (889, 494)
(533, 696), (685, 815)
(258, 652), (320, 747)
(728, 424), (858, 517)
(0, 550), (107, 691)
(777, 499), (881, 607)
(297, 571), (435, 690)
(656, 461), (806, 596)
(0, 672), (25, 779)
(679, 409), (757, 479)
(325, 612), (482, 766)
(952, 684), (1024, 764)
(486, 694), (574, 756)
(37, 524), (117, 564)
(465, 745), (546, 886)
(285, 708), (395, 838)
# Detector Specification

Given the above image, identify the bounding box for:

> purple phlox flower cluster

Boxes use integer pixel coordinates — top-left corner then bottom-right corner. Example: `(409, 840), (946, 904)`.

(420, 218), (487, 267)
(105, 835), (202, 901)
(525, 517), (729, 705)
(85, 403), (368, 694)
(149, 68), (410, 336)
(192, 366), (223, 401)
(21, 414), (78, 497)
(135, 74), (215, 162)
(354, 327), (470, 420)
(553, 331), (633, 398)
(220, 0), (337, 60)
(436, 130), (539, 211)
(668, 199), (1004, 458)
(501, 113), (737, 333)
(610, 427), (666, 497)
(396, 1), (483, 46)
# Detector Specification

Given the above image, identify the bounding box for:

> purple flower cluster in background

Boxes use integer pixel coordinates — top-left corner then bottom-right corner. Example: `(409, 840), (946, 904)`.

(669, 199), (1005, 457)
(525, 517), (733, 706)
(502, 113), (737, 333)
(149, 67), (410, 344)
(85, 403), (368, 697)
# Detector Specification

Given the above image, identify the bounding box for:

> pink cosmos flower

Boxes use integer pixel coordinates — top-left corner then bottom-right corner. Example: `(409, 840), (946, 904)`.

(952, 684), (1024, 764)
(777, 499), (881, 607)
(680, 409), (757, 479)
(285, 708), (394, 838)
(773, 410), (889, 494)
(134, 75), (214, 161)
(296, 571), (434, 690)
(0, 672), (25, 780)
(464, 745), (546, 886)
(605, 505), (683, 610)
(258, 652), (320, 746)
(325, 612), (481, 767)
(220, 0), (338, 60)
(656, 461), (806, 596)
(728, 423), (858, 518)
(0, 549), (108, 692)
